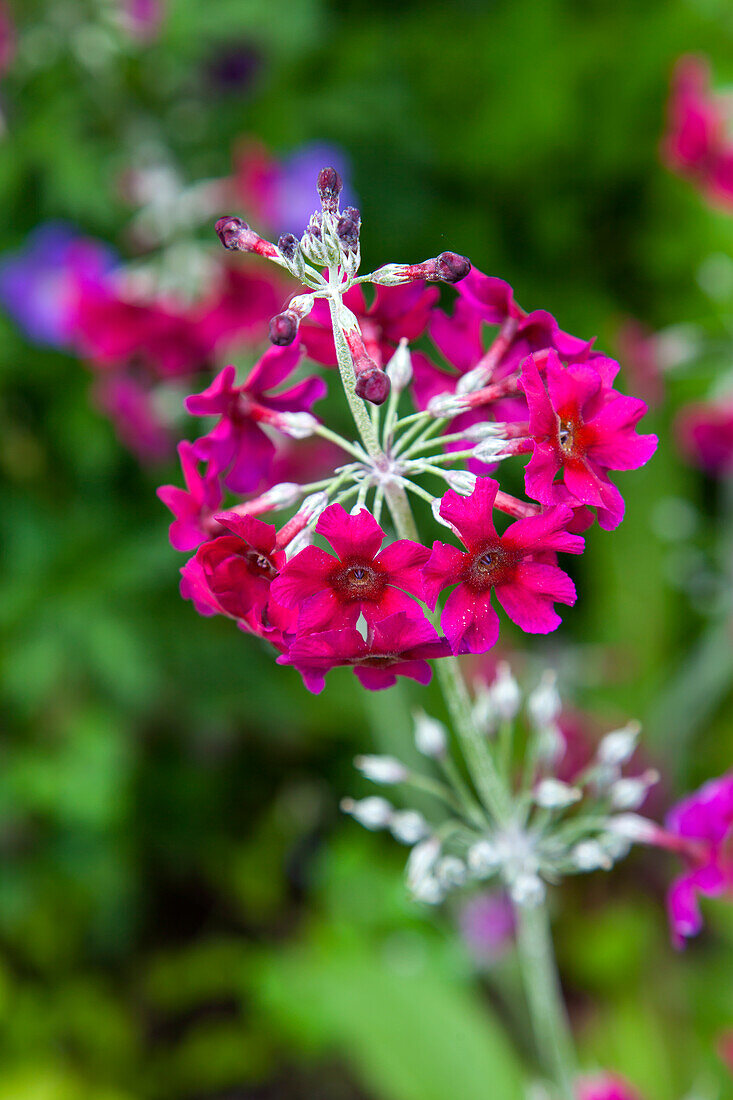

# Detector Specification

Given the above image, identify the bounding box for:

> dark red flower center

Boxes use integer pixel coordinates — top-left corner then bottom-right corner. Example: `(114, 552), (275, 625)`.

(330, 559), (387, 603)
(243, 547), (278, 579)
(555, 406), (589, 460)
(463, 541), (516, 590)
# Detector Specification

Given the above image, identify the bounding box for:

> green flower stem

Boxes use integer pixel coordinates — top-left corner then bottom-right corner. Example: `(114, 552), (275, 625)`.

(313, 422), (369, 462)
(515, 902), (576, 1098)
(330, 286), (577, 1096)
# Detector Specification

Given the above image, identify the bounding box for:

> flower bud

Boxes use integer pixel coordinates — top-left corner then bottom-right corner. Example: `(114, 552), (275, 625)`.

(462, 422), (506, 442)
(257, 482), (301, 510)
(355, 365), (391, 406)
(606, 813), (658, 844)
(435, 251), (471, 283)
(275, 412), (318, 439)
(510, 872), (545, 907)
(385, 339), (413, 392)
(491, 661), (520, 721)
(427, 391), (469, 418)
(354, 754), (408, 785)
(534, 778), (582, 810)
(411, 875), (444, 905)
(571, 840), (612, 871)
(527, 671), (561, 728)
(431, 496), (456, 531)
(413, 709), (448, 758)
(406, 836), (441, 891)
(317, 166), (343, 212)
(269, 309), (299, 346)
(467, 839), (499, 877)
(298, 491), (329, 521)
(341, 795), (393, 830)
(390, 810), (429, 845)
(597, 721), (641, 767)
(436, 856), (467, 888)
(609, 769), (659, 811)
(473, 437), (510, 462)
(337, 206), (361, 251)
(444, 470), (477, 495)
(215, 215), (248, 249)
(277, 232), (299, 261)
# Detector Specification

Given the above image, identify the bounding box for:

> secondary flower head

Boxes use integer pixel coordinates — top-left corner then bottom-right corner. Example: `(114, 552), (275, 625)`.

(663, 55), (733, 210)
(577, 1074), (642, 1100)
(664, 772), (733, 947)
(520, 350), (657, 529)
(279, 611), (450, 694)
(424, 478), (584, 654)
(185, 345), (326, 493)
(677, 398), (733, 475)
(271, 503), (429, 634)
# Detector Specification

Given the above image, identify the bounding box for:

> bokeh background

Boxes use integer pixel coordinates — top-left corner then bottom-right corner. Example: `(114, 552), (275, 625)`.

(2, 1), (733, 1097)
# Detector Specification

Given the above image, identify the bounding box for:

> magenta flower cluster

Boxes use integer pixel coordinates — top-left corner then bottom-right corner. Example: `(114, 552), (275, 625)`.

(158, 168), (657, 697)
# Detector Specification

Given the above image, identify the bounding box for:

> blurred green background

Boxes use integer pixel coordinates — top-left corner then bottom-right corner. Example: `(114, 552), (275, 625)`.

(1, 0), (733, 1097)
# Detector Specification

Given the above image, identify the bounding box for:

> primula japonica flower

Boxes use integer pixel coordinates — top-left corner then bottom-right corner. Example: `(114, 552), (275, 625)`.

(300, 282), (439, 369)
(157, 441), (223, 551)
(272, 504), (429, 634)
(663, 56), (733, 210)
(94, 374), (171, 463)
(519, 350), (657, 530)
(677, 398), (733, 475)
(423, 478), (584, 655)
(459, 891), (515, 961)
(188, 511), (296, 642)
(664, 772), (733, 947)
(278, 611), (450, 694)
(186, 346), (326, 493)
(576, 1074), (642, 1100)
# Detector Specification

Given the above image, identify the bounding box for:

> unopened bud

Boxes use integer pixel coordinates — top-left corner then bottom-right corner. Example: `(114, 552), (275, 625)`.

(276, 412), (318, 439)
(474, 437), (511, 462)
(462, 422), (506, 442)
(411, 875), (444, 905)
(435, 251), (471, 283)
(269, 310), (299, 346)
(467, 839), (499, 877)
(534, 778), (582, 810)
(385, 339), (413, 391)
(355, 365), (391, 406)
(572, 840), (612, 871)
(436, 856), (466, 888)
(444, 470), (477, 495)
(341, 795), (393, 830)
(427, 392), (468, 418)
(527, 672), (561, 728)
(456, 366), (491, 395)
(510, 872), (545, 907)
(277, 232), (299, 260)
(390, 810), (429, 845)
(317, 166), (343, 212)
(491, 661), (520, 721)
(431, 496), (455, 530)
(215, 215), (248, 249)
(606, 813), (658, 844)
(354, 754), (408, 785)
(609, 769), (659, 811)
(258, 482), (301, 510)
(536, 721), (566, 766)
(406, 836), (441, 890)
(298, 491), (329, 521)
(285, 529), (314, 557)
(413, 709), (448, 758)
(597, 722), (641, 767)
(337, 206), (361, 251)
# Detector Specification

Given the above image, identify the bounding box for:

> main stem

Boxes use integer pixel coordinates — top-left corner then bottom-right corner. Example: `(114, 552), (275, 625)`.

(515, 902), (576, 1098)
(329, 298), (577, 1095)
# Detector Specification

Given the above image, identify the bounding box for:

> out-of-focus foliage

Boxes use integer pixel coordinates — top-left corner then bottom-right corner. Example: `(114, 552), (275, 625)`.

(1, 0), (733, 1097)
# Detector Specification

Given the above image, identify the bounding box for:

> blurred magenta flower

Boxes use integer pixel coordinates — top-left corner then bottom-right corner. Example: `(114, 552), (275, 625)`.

(459, 891), (515, 961)
(577, 1073), (642, 1100)
(119, 0), (165, 41)
(663, 56), (733, 210)
(0, 222), (115, 348)
(234, 139), (356, 234)
(677, 398), (733, 475)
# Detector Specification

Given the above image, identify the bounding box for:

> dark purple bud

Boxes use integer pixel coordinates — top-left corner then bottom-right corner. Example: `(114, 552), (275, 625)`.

(337, 207), (361, 251)
(436, 251), (471, 283)
(269, 310), (299, 346)
(317, 166), (343, 212)
(355, 366), (391, 406)
(215, 215), (248, 250)
(277, 232), (299, 260)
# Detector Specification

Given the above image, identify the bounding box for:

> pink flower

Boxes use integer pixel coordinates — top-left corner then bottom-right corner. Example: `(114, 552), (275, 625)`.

(271, 504), (429, 634)
(423, 478), (584, 655)
(186, 511), (296, 644)
(300, 282), (438, 369)
(663, 56), (733, 210)
(577, 1074), (642, 1100)
(157, 441), (223, 551)
(459, 891), (515, 961)
(519, 350), (657, 530)
(278, 611), (450, 694)
(664, 772), (733, 947)
(94, 374), (171, 462)
(186, 346), (326, 493)
(677, 399), (733, 475)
